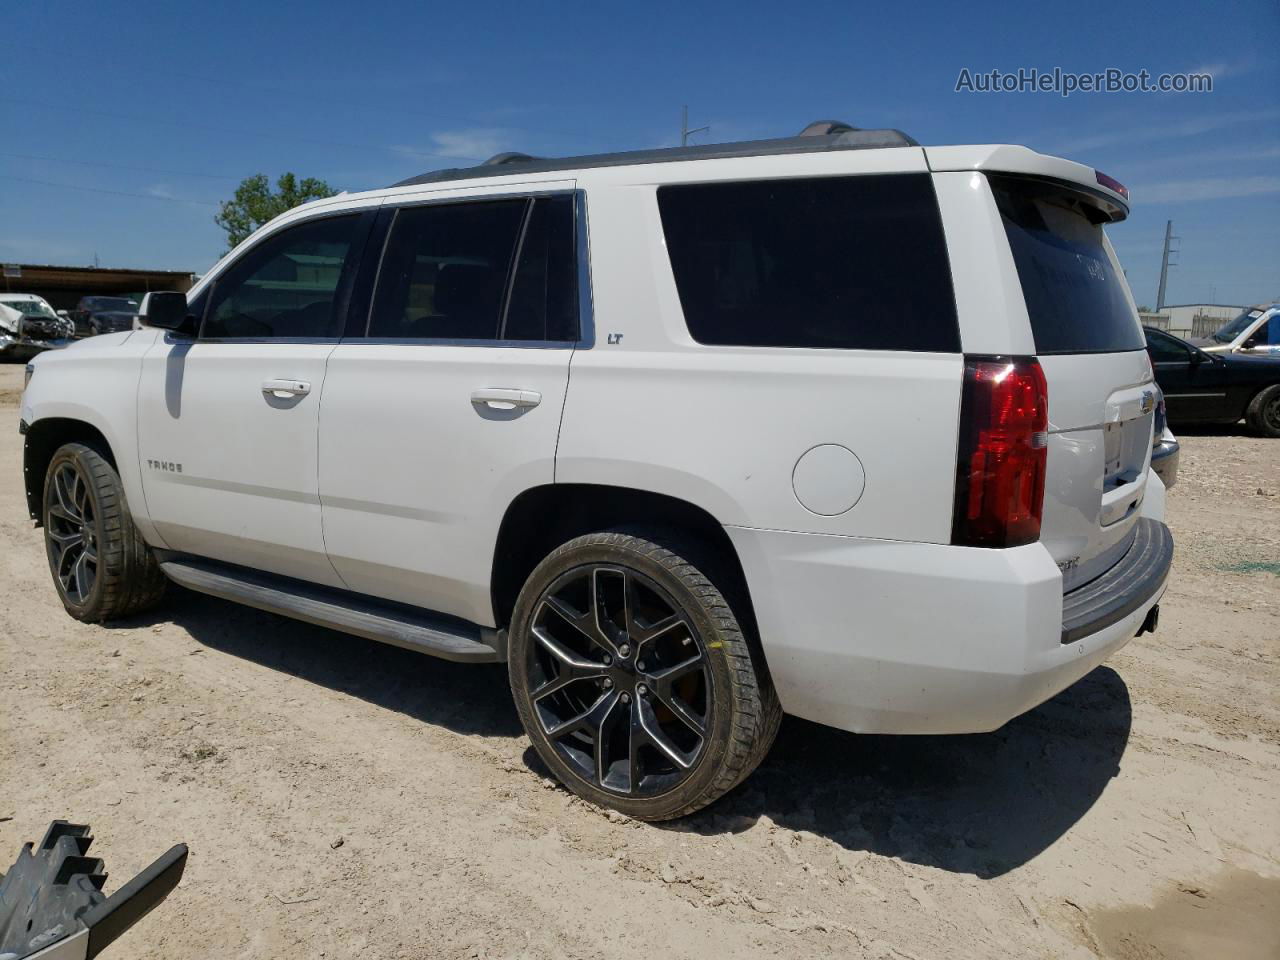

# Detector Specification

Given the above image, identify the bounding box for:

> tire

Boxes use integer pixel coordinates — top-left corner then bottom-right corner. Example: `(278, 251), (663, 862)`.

(1245, 384), (1280, 438)
(508, 529), (781, 820)
(42, 442), (167, 622)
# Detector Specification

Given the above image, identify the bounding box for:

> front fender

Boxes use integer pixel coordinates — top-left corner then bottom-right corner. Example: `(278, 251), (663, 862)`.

(22, 330), (164, 545)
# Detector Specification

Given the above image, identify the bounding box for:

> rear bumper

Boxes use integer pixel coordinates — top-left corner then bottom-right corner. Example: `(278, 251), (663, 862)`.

(727, 519), (1171, 736)
(1151, 437), (1180, 488)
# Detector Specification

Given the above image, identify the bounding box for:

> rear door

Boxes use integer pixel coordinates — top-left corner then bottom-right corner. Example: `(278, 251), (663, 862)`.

(988, 176), (1155, 590)
(317, 187), (579, 626)
(138, 211), (371, 586)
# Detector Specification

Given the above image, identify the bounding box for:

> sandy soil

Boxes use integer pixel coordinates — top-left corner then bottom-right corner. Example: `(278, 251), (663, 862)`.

(1, 361), (1277, 960)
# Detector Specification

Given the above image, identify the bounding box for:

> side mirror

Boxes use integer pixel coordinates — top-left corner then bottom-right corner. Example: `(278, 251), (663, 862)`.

(141, 291), (198, 336)
(1242, 336), (1260, 350)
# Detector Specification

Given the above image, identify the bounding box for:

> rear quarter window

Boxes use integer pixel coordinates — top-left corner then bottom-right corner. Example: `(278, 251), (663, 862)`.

(990, 176), (1144, 355)
(657, 174), (960, 352)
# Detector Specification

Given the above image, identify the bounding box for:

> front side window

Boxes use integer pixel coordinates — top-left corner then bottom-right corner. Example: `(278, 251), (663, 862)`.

(1145, 329), (1191, 362)
(657, 174), (960, 352)
(1256, 313), (1280, 346)
(202, 215), (361, 339)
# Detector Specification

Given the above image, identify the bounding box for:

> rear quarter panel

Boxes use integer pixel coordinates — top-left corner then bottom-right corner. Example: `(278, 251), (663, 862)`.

(558, 157), (963, 543)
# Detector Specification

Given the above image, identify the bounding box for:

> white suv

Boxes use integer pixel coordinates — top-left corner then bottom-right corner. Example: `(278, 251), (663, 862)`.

(20, 122), (1172, 820)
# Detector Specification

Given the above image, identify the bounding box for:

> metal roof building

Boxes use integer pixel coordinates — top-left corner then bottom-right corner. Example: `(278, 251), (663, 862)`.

(1, 263), (196, 311)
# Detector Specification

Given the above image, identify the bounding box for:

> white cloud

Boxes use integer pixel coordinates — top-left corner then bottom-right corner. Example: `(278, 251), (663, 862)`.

(146, 183), (176, 200)
(1181, 58), (1256, 81)
(1134, 175), (1280, 204)
(393, 128), (515, 164)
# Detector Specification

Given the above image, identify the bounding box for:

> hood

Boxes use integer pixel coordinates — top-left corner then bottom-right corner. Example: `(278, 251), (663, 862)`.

(93, 310), (138, 321)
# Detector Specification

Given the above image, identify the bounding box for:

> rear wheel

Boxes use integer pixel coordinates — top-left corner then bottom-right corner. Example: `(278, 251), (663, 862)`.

(43, 443), (167, 622)
(1245, 384), (1280, 438)
(508, 530), (780, 820)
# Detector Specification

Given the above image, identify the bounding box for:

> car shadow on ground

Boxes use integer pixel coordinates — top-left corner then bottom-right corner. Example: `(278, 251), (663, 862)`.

(1168, 421), (1257, 438)
(649, 664), (1133, 879)
(118, 587), (1131, 879)
(111, 586), (526, 740)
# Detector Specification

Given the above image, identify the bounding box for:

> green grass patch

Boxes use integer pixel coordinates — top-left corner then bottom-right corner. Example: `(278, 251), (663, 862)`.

(1220, 560), (1280, 576)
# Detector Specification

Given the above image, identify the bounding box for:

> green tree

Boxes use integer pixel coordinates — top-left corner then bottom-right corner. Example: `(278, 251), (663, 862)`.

(214, 172), (337, 251)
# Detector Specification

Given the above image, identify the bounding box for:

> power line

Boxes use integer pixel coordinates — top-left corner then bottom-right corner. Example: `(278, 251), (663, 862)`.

(0, 174), (218, 207)
(0, 151), (241, 181)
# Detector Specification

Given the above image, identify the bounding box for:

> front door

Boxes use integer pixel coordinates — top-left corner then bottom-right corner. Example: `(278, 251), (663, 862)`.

(1146, 327), (1231, 422)
(138, 212), (370, 586)
(318, 189), (580, 626)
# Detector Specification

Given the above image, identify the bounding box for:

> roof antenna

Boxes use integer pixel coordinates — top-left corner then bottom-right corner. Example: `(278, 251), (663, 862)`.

(681, 105), (710, 146)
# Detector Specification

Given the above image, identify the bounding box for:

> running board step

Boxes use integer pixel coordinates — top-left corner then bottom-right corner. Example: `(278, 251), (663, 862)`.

(159, 558), (503, 663)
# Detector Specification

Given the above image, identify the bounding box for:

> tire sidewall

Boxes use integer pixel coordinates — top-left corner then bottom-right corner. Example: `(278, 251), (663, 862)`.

(509, 534), (741, 820)
(1252, 385), (1280, 438)
(43, 445), (110, 619)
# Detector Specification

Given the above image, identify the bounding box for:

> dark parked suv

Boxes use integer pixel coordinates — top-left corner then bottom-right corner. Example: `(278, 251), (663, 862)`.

(72, 296), (139, 337)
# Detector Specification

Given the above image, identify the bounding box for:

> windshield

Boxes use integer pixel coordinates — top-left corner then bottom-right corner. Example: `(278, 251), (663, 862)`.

(1, 299), (58, 319)
(1212, 310), (1262, 343)
(92, 298), (139, 312)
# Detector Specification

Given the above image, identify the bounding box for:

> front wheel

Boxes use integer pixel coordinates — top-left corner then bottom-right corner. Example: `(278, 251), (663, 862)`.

(1245, 384), (1280, 438)
(508, 530), (781, 820)
(43, 442), (167, 622)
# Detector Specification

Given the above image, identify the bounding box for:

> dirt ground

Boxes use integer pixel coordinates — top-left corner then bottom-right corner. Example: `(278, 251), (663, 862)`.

(1, 360), (1277, 960)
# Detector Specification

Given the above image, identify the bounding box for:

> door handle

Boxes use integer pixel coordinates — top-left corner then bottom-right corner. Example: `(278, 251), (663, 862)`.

(262, 379), (311, 398)
(470, 388), (542, 410)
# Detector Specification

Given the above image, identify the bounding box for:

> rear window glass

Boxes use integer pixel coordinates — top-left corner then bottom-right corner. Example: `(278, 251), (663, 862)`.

(991, 177), (1144, 355)
(657, 174), (960, 352)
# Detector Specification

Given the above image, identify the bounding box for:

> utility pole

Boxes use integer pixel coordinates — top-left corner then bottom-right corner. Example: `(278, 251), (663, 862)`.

(1155, 220), (1179, 312)
(681, 105), (709, 147)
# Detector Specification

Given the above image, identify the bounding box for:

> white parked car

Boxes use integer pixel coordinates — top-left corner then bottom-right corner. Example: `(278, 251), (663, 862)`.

(1194, 303), (1280, 355)
(20, 122), (1172, 819)
(0, 294), (73, 360)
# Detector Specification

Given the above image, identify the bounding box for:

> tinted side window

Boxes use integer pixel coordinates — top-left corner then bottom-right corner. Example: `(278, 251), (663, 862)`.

(657, 174), (960, 352)
(203, 215), (360, 339)
(369, 199), (526, 340)
(503, 195), (578, 342)
(991, 177), (1144, 355)
(1145, 329), (1190, 362)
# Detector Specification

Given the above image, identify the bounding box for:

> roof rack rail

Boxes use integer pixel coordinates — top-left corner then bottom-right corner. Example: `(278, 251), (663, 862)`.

(797, 120), (858, 136)
(391, 120), (918, 188)
(484, 152), (541, 166)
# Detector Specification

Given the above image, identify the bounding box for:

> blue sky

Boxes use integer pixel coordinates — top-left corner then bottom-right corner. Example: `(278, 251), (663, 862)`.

(3, 0), (1277, 307)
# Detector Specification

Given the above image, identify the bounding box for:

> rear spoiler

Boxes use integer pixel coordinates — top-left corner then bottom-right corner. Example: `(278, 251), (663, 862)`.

(925, 145), (1130, 223)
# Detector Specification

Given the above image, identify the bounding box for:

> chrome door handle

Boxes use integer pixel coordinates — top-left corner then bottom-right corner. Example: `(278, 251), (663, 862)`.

(262, 379), (311, 398)
(471, 388), (541, 410)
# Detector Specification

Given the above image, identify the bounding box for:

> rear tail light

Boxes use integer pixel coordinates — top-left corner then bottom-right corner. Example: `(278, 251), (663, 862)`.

(952, 356), (1049, 548)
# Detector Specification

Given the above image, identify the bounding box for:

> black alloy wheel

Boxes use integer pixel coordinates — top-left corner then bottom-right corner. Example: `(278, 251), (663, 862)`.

(42, 442), (167, 622)
(509, 530), (781, 820)
(45, 460), (100, 605)
(526, 564), (711, 797)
